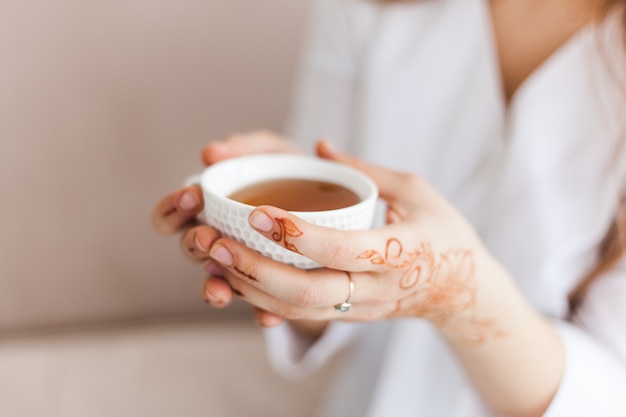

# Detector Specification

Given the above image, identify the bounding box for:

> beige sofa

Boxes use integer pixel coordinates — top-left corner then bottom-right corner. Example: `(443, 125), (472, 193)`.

(0, 1), (332, 415)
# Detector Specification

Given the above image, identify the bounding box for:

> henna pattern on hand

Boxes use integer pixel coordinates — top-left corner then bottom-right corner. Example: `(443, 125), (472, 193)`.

(358, 239), (504, 344)
(163, 206), (177, 217)
(231, 287), (244, 297)
(234, 266), (259, 282)
(228, 217), (303, 286)
(358, 239), (435, 288)
(272, 218), (303, 254)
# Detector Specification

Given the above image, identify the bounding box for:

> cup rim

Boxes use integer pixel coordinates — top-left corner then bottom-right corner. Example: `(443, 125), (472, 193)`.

(200, 153), (379, 215)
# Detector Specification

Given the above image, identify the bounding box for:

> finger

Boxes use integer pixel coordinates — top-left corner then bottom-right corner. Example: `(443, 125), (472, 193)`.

(318, 140), (457, 224)
(202, 131), (300, 165)
(211, 244), (400, 321)
(253, 308), (283, 328)
(248, 206), (412, 272)
(202, 275), (234, 308)
(205, 262), (323, 321)
(224, 272), (343, 321)
(316, 139), (426, 204)
(203, 260), (224, 277)
(153, 186), (204, 235)
(180, 225), (221, 261)
(208, 237), (392, 308)
(223, 265), (396, 322)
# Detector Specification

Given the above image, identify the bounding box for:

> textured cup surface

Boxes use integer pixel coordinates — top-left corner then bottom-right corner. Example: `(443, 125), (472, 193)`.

(201, 154), (378, 269)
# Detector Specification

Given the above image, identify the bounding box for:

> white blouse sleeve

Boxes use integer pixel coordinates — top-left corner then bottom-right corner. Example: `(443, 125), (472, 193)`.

(545, 257), (626, 416)
(263, 321), (365, 379)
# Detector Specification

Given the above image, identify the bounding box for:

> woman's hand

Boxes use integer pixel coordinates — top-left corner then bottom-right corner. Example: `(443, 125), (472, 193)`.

(151, 130), (300, 323)
(203, 140), (566, 416)
(205, 140), (510, 341)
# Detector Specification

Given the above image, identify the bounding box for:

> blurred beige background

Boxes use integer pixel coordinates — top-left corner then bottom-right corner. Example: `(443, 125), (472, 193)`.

(0, 0), (305, 331)
(0, 0), (332, 415)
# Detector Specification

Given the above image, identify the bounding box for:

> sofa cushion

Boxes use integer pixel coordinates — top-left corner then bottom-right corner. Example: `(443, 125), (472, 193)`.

(0, 319), (330, 417)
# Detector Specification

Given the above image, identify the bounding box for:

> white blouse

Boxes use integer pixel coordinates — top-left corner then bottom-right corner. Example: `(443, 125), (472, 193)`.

(265, 0), (626, 415)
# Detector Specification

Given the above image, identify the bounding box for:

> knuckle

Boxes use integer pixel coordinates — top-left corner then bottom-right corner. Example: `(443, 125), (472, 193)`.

(281, 305), (303, 321)
(290, 285), (321, 308)
(235, 263), (259, 283)
(319, 234), (354, 268)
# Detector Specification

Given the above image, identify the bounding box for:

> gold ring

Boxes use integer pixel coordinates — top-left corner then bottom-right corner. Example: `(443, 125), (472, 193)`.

(334, 272), (354, 313)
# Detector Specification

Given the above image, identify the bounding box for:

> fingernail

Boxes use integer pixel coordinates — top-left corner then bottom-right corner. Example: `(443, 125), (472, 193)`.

(210, 245), (233, 266)
(179, 191), (199, 211)
(195, 234), (208, 252)
(320, 138), (331, 148)
(203, 262), (223, 276)
(204, 288), (222, 304)
(249, 211), (273, 232)
(320, 139), (338, 153)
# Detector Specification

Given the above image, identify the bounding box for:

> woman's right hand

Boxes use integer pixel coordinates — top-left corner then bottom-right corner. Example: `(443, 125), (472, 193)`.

(151, 130), (300, 323)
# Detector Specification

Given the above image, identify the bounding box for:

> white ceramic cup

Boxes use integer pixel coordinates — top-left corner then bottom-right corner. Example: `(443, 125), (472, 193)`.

(192, 154), (378, 269)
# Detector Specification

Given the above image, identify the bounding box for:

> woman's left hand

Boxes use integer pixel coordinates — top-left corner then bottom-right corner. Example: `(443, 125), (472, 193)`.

(205, 141), (507, 339)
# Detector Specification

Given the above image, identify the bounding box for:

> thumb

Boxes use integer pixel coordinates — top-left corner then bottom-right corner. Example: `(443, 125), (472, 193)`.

(315, 139), (417, 203)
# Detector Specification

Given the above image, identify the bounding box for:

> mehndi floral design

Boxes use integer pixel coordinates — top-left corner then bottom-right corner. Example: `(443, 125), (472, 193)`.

(358, 239), (504, 343)
(272, 217), (303, 254)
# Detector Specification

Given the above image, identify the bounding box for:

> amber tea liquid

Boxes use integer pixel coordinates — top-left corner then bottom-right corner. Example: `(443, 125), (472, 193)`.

(228, 178), (360, 211)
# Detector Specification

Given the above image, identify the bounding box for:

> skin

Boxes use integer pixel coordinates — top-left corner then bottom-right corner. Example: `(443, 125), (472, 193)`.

(152, 1), (613, 416)
(491, 0), (605, 103)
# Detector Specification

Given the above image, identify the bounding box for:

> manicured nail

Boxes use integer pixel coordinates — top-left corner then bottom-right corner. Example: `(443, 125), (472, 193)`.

(210, 245), (233, 266)
(249, 211), (273, 232)
(320, 138), (332, 148)
(195, 234), (208, 252)
(179, 191), (199, 211)
(204, 288), (222, 304)
(203, 262), (223, 276)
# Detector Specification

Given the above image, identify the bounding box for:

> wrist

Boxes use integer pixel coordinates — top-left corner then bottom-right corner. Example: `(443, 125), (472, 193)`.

(411, 244), (514, 344)
(432, 251), (565, 417)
